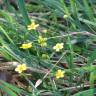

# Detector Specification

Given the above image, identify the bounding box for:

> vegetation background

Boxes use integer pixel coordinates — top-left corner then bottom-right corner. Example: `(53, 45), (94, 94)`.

(0, 0), (96, 96)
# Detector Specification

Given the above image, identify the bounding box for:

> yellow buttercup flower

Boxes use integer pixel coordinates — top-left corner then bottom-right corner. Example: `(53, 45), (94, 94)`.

(20, 42), (32, 49)
(55, 70), (65, 79)
(53, 43), (64, 52)
(27, 21), (39, 30)
(15, 64), (27, 73)
(38, 36), (47, 47)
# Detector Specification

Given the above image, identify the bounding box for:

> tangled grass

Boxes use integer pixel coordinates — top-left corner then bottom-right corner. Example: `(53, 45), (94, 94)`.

(0, 0), (96, 96)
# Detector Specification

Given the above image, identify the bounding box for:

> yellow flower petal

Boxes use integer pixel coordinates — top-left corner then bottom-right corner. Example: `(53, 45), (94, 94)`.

(27, 21), (39, 30)
(53, 43), (64, 52)
(38, 36), (47, 47)
(55, 70), (65, 79)
(15, 64), (27, 74)
(20, 42), (32, 49)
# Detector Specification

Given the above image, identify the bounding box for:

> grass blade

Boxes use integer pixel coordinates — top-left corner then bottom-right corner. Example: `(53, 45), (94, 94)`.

(17, 0), (31, 25)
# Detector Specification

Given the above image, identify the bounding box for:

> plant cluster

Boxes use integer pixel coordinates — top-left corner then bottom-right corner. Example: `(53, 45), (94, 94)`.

(0, 0), (96, 96)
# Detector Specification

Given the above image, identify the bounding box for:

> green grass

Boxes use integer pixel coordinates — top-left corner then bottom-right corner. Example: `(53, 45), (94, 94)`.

(0, 0), (96, 96)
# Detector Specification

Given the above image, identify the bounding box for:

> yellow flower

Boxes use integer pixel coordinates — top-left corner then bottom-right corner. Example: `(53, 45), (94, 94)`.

(38, 36), (47, 47)
(55, 70), (65, 79)
(20, 42), (32, 49)
(15, 64), (27, 73)
(53, 43), (64, 52)
(27, 21), (39, 30)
